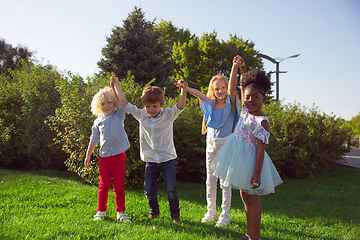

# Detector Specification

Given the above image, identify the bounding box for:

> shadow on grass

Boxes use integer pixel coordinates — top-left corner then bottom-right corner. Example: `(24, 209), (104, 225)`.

(0, 167), (84, 183)
(121, 215), (246, 239)
(151, 164), (360, 239)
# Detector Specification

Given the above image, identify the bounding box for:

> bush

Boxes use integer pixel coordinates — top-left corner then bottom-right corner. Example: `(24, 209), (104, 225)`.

(48, 72), (207, 187)
(263, 101), (353, 179)
(47, 71), (96, 183)
(344, 112), (360, 139)
(0, 61), (67, 169)
(48, 73), (146, 186)
(48, 73), (353, 184)
(170, 96), (206, 183)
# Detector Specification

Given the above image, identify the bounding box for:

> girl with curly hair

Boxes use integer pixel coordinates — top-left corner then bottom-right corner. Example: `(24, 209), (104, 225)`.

(211, 55), (283, 240)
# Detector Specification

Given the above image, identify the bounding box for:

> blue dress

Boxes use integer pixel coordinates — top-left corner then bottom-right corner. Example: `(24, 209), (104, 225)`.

(211, 105), (283, 195)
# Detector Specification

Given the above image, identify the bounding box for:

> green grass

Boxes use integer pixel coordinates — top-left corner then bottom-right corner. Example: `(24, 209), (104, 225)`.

(1, 165), (359, 240)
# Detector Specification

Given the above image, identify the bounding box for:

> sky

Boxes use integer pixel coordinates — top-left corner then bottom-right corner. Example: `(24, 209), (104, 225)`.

(1, 0), (359, 120)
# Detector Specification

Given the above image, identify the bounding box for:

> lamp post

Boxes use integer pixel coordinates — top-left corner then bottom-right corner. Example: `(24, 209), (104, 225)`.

(258, 53), (300, 101)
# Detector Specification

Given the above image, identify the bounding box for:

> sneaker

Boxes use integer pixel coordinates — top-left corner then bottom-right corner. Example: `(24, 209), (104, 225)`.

(93, 211), (106, 221)
(171, 215), (181, 223)
(117, 212), (131, 223)
(148, 211), (159, 219)
(215, 215), (230, 228)
(201, 212), (217, 222)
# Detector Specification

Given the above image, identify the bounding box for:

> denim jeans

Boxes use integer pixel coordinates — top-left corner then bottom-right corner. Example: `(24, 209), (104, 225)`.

(144, 159), (180, 216)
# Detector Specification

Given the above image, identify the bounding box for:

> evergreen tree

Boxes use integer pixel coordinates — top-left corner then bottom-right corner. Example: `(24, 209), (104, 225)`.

(154, 20), (194, 53)
(98, 7), (172, 90)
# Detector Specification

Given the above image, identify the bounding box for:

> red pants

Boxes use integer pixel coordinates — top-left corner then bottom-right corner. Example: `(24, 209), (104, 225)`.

(97, 153), (126, 212)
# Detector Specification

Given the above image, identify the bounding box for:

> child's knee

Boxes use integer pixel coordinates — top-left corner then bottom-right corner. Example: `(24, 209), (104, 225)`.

(165, 186), (178, 199)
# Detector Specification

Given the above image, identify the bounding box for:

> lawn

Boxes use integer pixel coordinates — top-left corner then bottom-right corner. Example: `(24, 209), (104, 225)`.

(0, 165), (359, 239)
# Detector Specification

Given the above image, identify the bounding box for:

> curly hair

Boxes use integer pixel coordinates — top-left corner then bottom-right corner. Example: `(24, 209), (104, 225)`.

(240, 69), (271, 95)
(91, 86), (119, 117)
(141, 86), (165, 106)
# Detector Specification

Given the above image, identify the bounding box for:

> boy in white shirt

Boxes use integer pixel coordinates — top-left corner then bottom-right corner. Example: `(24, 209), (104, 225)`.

(111, 76), (187, 222)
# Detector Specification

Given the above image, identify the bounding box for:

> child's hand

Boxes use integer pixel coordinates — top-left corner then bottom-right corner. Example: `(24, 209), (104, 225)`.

(233, 55), (246, 69)
(110, 76), (119, 85)
(250, 172), (261, 189)
(174, 79), (188, 89)
(84, 156), (90, 169)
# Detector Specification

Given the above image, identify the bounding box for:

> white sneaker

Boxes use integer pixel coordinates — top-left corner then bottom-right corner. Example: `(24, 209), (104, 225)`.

(117, 212), (131, 223)
(201, 212), (217, 222)
(93, 211), (106, 221)
(215, 215), (230, 227)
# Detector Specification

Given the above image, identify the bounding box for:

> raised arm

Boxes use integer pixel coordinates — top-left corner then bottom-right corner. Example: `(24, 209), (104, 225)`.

(110, 76), (127, 107)
(175, 79), (206, 103)
(174, 79), (187, 110)
(229, 57), (240, 112)
(231, 55), (247, 106)
(177, 87), (187, 110)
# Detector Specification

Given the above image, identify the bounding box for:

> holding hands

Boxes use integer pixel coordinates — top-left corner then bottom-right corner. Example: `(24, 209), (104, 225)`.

(110, 76), (119, 85)
(233, 55), (246, 69)
(174, 79), (188, 89)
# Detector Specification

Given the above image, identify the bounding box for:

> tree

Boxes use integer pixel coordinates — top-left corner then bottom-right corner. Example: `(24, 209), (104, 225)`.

(154, 20), (195, 53)
(171, 32), (263, 92)
(98, 7), (172, 90)
(153, 20), (196, 96)
(0, 39), (33, 76)
(345, 113), (360, 138)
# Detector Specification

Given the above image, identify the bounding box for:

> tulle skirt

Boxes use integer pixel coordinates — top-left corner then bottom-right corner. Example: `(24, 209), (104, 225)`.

(210, 135), (283, 195)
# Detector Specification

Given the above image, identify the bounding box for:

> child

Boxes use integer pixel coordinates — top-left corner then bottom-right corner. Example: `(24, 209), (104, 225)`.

(211, 56), (283, 240)
(175, 72), (241, 227)
(84, 82), (131, 222)
(110, 77), (187, 222)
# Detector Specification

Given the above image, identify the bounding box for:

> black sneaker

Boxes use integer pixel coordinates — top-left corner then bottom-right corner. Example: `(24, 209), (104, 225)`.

(148, 211), (159, 219)
(171, 215), (181, 223)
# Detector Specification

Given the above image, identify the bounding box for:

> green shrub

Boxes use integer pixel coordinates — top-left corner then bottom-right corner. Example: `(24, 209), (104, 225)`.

(47, 71), (96, 183)
(48, 73), (146, 186)
(0, 61), (67, 169)
(48, 73), (353, 184)
(170, 97), (206, 183)
(263, 101), (352, 179)
(344, 113), (360, 146)
(48, 72), (207, 186)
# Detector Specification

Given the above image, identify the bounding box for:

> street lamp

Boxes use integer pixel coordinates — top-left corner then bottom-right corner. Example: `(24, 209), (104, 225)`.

(258, 53), (300, 101)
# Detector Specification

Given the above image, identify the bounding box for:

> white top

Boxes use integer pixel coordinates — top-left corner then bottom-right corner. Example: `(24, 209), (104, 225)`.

(124, 102), (184, 163)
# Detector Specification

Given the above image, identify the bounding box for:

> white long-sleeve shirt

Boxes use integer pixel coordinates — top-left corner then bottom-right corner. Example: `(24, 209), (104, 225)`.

(124, 102), (184, 163)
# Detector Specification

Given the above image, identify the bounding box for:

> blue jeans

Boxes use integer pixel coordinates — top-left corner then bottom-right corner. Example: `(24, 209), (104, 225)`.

(144, 159), (180, 217)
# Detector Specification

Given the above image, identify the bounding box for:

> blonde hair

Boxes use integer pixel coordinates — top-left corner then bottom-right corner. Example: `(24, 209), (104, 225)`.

(141, 86), (165, 106)
(202, 74), (230, 134)
(91, 86), (119, 117)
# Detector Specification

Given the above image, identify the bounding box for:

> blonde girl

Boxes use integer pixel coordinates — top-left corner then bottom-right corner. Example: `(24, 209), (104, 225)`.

(176, 72), (241, 228)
